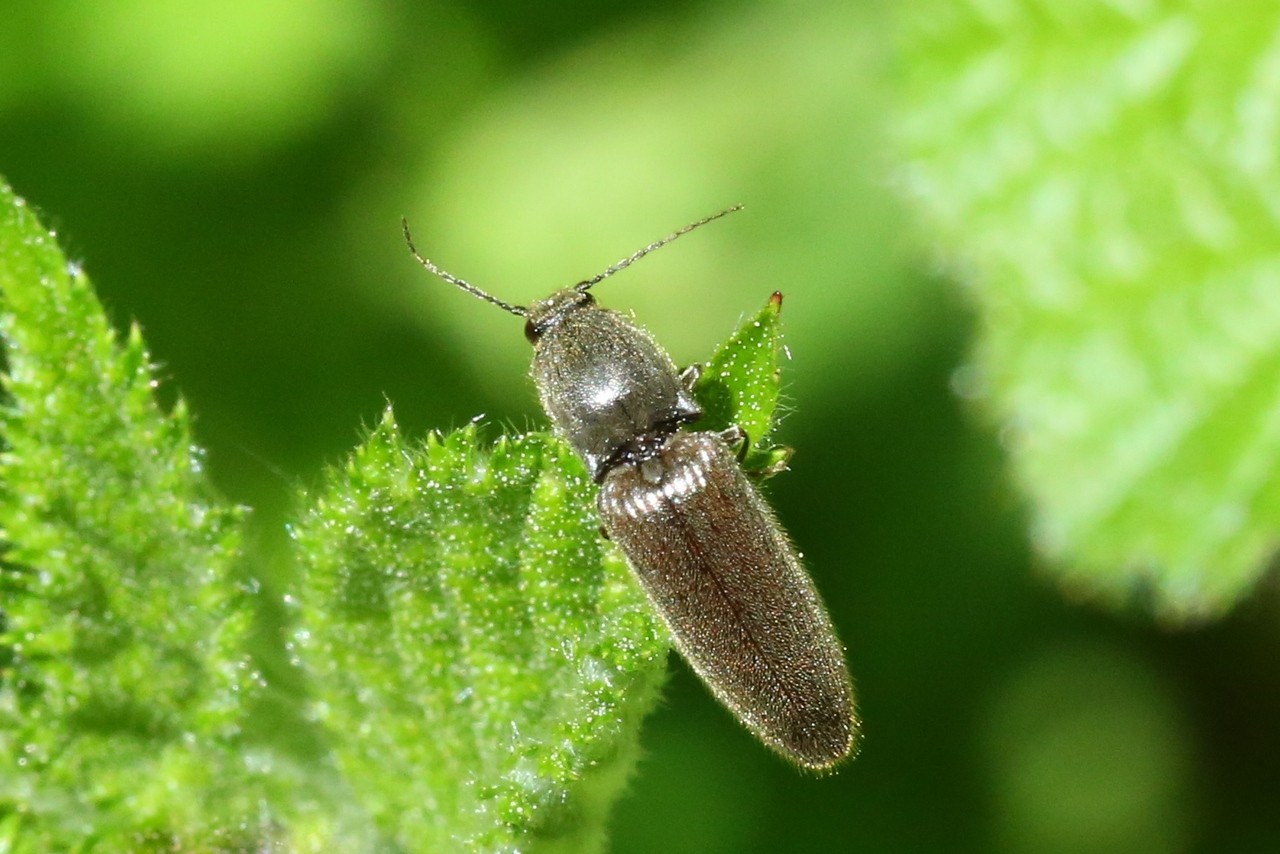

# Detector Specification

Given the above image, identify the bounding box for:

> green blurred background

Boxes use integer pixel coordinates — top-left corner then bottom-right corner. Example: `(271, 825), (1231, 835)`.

(2, 1), (1278, 851)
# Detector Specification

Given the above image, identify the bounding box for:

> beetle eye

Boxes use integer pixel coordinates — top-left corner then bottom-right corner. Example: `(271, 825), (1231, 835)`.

(523, 317), (541, 343)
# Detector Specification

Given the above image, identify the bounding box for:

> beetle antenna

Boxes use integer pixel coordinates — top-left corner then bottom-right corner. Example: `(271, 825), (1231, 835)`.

(576, 204), (744, 292)
(402, 217), (528, 316)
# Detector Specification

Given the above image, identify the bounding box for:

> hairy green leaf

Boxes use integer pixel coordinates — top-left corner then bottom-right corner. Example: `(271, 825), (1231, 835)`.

(291, 416), (668, 851)
(0, 180), (258, 848)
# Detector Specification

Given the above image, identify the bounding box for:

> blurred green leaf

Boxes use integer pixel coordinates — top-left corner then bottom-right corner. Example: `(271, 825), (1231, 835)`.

(0, 180), (260, 848)
(900, 1), (1280, 620)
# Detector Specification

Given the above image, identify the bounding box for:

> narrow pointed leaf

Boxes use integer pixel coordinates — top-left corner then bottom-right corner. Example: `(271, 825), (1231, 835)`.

(694, 291), (790, 473)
